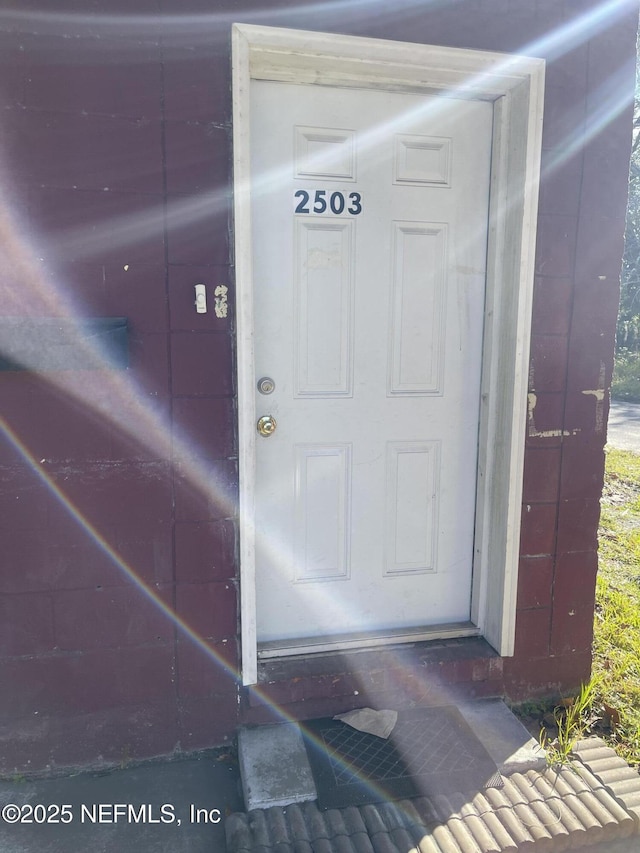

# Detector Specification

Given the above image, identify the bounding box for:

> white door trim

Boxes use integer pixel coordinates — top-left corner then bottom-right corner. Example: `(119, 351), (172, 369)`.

(232, 23), (545, 686)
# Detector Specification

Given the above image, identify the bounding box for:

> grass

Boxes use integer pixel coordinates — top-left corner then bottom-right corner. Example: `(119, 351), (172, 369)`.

(539, 679), (600, 769)
(592, 446), (640, 766)
(612, 348), (640, 402)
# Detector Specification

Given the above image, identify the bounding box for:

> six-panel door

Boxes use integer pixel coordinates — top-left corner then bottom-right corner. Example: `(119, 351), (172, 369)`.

(250, 81), (493, 647)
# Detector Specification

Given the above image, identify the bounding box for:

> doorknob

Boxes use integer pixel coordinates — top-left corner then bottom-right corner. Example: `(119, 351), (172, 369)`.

(257, 415), (277, 436)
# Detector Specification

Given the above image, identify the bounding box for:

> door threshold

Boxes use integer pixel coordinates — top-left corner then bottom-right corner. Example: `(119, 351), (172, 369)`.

(257, 621), (480, 659)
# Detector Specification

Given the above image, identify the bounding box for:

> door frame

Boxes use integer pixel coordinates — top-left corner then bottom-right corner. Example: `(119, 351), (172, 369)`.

(232, 23), (545, 686)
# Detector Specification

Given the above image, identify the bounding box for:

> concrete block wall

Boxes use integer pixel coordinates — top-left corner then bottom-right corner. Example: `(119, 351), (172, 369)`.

(0, 2), (238, 773)
(506, 0), (638, 698)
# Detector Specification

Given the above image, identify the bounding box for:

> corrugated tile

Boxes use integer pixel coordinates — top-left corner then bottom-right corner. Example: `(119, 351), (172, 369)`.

(395, 798), (423, 828)
(541, 770), (607, 843)
(431, 794), (462, 824)
(587, 788), (636, 833)
(511, 775), (574, 851)
(572, 737), (612, 759)
(226, 812), (253, 852)
(571, 762), (608, 793)
(552, 768), (592, 795)
(573, 737), (604, 752)
(360, 805), (388, 837)
(528, 774), (592, 839)
(325, 810), (349, 838)
(250, 810), (272, 847)
(372, 832), (400, 853)
(603, 777), (640, 796)
(411, 797), (441, 828)
(399, 804), (441, 851)
(331, 834), (357, 853)
(521, 801), (572, 853)
(574, 786), (620, 826)
(351, 832), (374, 853)
(626, 808), (640, 830)
(444, 793), (501, 853)
(572, 738), (640, 815)
(388, 825), (415, 851)
(622, 791), (640, 807)
(424, 823), (463, 853)
(470, 795), (520, 852)
(377, 802), (405, 831)
(459, 814), (501, 853)
(303, 802), (330, 840)
(267, 808), (291, 845)
(599, 785), (640, 817)
(559, 769), (626, 830)
(498, 777), (531, 808)
(581, 745), (640, 831)
(541, 769), (600, 808)
(573, 745), (616, 763)
(576, 746), (628, 773)
(284, 804), (311, 841)
(482, 786), (513, 812)
(591, 765), (639, 784)
(349, 832), (375, 853)
(227, 737), (640, 853)
(412, 830), (448, 853)
(508, 773), (545, 804)
(450, 795), (479, 819)
(312, 837), (337, 853)
(484, 800), (538, 848)
(445, 814), (484, 852)
(342, 806), (368, 836)
(512, 803), (554, 851)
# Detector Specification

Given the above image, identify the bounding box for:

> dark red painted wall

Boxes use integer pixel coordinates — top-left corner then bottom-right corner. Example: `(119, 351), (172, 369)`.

(0, 0), (636, 773)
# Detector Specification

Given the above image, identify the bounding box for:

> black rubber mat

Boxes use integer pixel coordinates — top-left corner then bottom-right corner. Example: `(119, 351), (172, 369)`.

(302, 706), (503, 809)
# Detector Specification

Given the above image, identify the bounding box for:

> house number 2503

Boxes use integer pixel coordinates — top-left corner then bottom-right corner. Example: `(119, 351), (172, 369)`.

(294, 190), (362, 215)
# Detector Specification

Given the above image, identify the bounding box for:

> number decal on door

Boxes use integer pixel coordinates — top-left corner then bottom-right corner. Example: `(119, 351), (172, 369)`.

(294, 190), (362, 215)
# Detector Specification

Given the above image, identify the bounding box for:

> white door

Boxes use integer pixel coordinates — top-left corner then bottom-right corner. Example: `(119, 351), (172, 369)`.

(250, 80), (493, 650)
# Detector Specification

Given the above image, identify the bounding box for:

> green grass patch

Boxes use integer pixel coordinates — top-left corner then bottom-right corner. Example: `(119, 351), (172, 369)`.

(594, 447), (640, 765)
(612, 349), (640, 402)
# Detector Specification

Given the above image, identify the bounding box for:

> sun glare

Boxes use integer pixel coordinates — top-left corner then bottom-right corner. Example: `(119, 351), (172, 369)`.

(0, 0), (635, 795)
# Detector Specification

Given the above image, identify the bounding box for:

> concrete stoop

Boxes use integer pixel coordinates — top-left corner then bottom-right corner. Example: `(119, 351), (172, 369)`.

(238, 720), (317, 811)
(228, 701), (640, 852)
(237, 700), (544, 812)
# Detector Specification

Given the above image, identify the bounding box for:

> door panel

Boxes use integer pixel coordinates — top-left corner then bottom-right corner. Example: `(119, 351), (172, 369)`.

(389, 221), (447, 394)
(294, 219), (354, 397)
(250, 81), (493, 646)
(293, 443), (351, 582)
